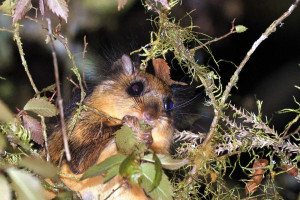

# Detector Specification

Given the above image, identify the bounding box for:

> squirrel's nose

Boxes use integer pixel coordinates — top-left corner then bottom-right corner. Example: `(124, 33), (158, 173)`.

(142, 104), (159, 121)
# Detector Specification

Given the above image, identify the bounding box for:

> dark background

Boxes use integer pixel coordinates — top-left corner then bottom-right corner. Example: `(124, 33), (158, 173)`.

(0, 0), (299, 199)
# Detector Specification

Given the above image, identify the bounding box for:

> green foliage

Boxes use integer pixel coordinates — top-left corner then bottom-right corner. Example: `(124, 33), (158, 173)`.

(23, 98), (58, 117)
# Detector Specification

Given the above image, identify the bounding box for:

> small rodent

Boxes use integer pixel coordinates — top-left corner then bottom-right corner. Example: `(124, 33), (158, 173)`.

(44, 54), (175, 199)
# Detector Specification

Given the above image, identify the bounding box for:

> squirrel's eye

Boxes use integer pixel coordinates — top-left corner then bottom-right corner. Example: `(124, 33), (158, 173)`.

(164, 98), (174, 112)
(127, 81), (144, 96)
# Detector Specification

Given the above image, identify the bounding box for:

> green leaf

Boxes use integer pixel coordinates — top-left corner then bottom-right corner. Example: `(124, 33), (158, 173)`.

(23, 98), (58, 117)
(81, 153), (126, 180)
(235, 25), (248, 33)
(103, 165), (119, 184)
(119, 153), (142, 185)
(150, 153), (162, 192)
(115, 125), (137, 155)
(143, 154), (189, 170)
(19, 157), (58, 179)
(0, 99), (14, 121)
(141, 163), (173, 200)
(0, 0), (13, 14)
(0, 174), (11, 200)
(7, 168), (46, 200)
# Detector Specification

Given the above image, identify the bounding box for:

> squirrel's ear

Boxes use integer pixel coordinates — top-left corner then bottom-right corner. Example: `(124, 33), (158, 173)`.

(121, 54), (134, 76)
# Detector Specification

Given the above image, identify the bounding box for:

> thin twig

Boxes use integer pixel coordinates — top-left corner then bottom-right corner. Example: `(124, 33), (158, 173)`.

(0, 28), (14, 33)
(46, 18), (71, 162)
(13, 23), (39, 94)
(192, 19), (237, 52)
(202, 0), (300, 146)
(82, 35), (88, 89)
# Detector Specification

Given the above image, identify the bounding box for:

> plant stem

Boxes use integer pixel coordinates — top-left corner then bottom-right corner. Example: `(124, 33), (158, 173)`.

(46, 18), (71, 162)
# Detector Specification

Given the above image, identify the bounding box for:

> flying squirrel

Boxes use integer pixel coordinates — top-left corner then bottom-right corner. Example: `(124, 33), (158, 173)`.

(44, 54), (179, 200)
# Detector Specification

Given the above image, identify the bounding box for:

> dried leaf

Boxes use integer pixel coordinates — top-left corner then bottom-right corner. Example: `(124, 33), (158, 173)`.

(281, 165), (298, 176)
(81, 154), (126, 180)
(118, 0), (127, 11)
(39, 0), (44, 17)
(23, 98), (58, 117)
(152, 59), (187, 86)
(245, 159), (268, 195)
(13, 0), (32, 24)
(141, 163), (173, 200)
(0, 0), (13, 14)
(0, 99), (14, 122)
(46, 0), (68, 22)
(19, 157), (58, 179)
(7, 168), (46, 200)
(0, 174), (11, 200)
(22, 114), (44, 146)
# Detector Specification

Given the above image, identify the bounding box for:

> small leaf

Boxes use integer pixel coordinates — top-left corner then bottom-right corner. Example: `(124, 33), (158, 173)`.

(103, 165), (120, 184)
(0, 99), (14, 122)
(143, 154), (189, 170)
(141, 163), (173, 200)
(22, 114), (44, 146)
(115, 125), (137, 155)
(46, 0), (69, 23)
(119, 153), (142, 185)
(24, 98), (58, 117)
(235, 25), (248, 33)
(152, 59), (187, 86)
(0, 174), (11, 200)
(13, 0), (32, 24)
(7, 168), (46, 200)
(81, 154), (126, 180)
(19, 157), (58, 179)
(0, 0), (13, 14)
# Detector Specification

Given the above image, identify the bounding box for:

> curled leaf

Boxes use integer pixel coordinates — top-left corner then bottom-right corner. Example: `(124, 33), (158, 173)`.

(245, 159), (268, 195)
(143, 154), (189, 170)
(152, 59), (187, 86)
(0, 0), (13, 14)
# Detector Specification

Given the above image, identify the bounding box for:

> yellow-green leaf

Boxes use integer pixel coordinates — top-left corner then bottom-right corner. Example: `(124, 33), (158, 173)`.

(0, 0), (13, 14)
(235, 25), (248, 33)
(23, 98), (58, 117)
(103, 165), (119, 184)
(119, 153), (142, 185)
(115, 125), (136, 155)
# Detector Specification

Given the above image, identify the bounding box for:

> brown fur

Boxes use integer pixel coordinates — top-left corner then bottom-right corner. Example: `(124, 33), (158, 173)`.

(44, 55), (174, 199)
